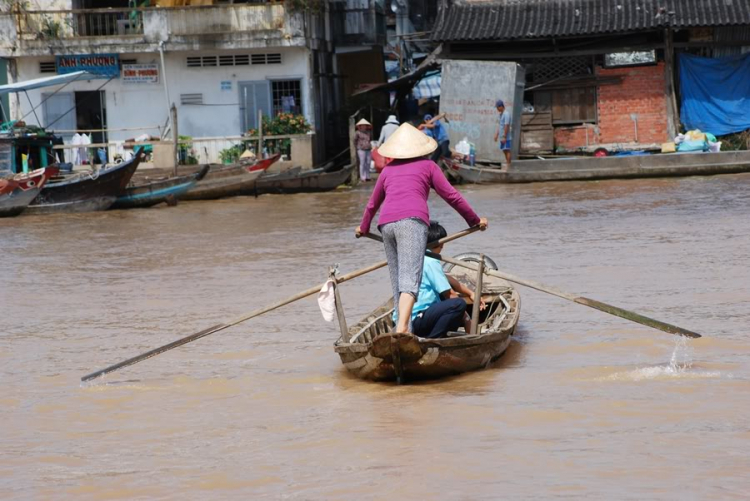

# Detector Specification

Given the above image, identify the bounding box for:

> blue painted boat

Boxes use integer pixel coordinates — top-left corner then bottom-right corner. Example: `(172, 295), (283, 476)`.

(111, 165), (210, 210)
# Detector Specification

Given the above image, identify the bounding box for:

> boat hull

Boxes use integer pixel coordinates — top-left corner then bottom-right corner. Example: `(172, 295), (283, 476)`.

(255, 164), (354, 194)
(111, 166), (209, 209)
(0, 167), (59, 217)
(181, 155), (279, 200)
(0, 186), (41, 217)
(335, 264), (521, 382)
(336, 330), (515, 382)
(26, 153), (142, 214)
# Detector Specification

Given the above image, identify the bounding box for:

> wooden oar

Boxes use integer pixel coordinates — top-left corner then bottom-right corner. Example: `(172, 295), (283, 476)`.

(363, 233), (702, 339)
(81, 227), (480, 382)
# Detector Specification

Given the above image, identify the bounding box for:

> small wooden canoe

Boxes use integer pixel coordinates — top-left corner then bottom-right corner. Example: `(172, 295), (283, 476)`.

(334, 256), (521, 382)
(0, 166), (58, 217)
(111, 165), (210, 209)
(25, 152), (143, 214)
(181, 154), (280, 201)
(254, 163), (354, 194)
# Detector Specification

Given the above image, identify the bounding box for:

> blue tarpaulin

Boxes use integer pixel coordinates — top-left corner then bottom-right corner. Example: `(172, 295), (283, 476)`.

(679, 52), (750, 136)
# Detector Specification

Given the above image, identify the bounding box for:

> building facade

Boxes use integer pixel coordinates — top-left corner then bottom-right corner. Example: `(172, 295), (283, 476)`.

(0, 1), (337, 161)
(432, 0), (750, 156)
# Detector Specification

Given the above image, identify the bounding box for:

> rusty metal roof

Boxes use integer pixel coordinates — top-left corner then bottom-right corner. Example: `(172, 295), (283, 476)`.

(432, 0), (750, 42)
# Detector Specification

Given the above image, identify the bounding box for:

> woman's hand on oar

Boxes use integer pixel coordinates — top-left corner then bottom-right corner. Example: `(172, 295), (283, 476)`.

(478, 218), (488, 231)
(355, 226), (363, 238)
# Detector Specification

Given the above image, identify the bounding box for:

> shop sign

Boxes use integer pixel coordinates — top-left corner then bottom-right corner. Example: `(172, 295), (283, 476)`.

(56, 54), (120, 78)
(122, 64), (159, 84)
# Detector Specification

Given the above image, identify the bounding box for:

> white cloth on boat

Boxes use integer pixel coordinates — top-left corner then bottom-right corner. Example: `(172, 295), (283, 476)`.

(317, 279), (337, 322)
(80, 133), (91, 164)
(71, 133), (83, 165)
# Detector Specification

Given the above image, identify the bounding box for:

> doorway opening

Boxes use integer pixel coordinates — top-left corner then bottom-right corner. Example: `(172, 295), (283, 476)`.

(75, 90), (108, 162)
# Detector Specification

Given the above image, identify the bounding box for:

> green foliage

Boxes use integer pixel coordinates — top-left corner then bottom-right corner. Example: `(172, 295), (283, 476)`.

(219, 143), (244, 164)
(246, 113), (311, 157)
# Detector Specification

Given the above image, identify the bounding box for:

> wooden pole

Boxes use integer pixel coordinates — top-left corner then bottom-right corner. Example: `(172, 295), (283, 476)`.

(81, 227), (480, 382)
(258, 109), (264, 158)
(469, 253), (485, 335)
(171, 104), (178, 176)
(330, 267), (349, 342)
(349, 115), (358, 185)
(664, 28), (680, 137)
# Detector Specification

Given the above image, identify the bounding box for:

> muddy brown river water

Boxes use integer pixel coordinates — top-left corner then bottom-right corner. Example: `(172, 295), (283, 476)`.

(1, 173), (749, 500)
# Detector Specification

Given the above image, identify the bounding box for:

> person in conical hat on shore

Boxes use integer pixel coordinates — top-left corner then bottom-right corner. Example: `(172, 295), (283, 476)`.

(355, 123), (488, 334)
(355, 118), (373, 182)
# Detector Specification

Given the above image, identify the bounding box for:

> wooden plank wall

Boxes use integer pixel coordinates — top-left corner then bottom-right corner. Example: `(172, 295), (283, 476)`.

(520, 111), (554, 154)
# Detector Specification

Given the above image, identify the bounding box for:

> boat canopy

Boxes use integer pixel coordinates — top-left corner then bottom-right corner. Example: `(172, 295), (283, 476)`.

(0, 71), (99, 96)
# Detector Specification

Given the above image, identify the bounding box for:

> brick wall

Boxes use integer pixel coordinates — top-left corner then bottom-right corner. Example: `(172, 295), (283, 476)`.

(597, 62), (669, 145)
(554, 62), (669, 150)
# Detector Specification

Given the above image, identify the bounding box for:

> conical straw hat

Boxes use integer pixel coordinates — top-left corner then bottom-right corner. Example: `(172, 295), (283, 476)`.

(377, 122), (438, 159)
(356, 118), (371, 126)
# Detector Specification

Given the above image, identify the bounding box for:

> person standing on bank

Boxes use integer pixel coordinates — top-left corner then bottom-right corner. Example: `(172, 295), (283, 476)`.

(355, 123), (488, 334)
(355, 118), (373, 182)
(377, 115), (400, 146)
(493, 100), (512, 169)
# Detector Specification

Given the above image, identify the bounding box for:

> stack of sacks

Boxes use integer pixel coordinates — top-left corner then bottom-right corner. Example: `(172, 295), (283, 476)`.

(675, 129), (721, 153)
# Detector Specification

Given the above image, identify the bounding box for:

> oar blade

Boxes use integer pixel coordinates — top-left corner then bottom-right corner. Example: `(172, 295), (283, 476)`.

(575, 297), (702, 338)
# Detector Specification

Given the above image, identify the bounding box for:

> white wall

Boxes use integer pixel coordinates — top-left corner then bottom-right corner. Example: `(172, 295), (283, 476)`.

(12, 46), (312, 141)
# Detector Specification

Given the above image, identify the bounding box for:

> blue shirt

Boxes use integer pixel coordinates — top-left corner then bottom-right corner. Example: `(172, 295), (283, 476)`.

(412, 256), (451, 320)
(427, 121), (450, 143)
(498, 110), (511, 136)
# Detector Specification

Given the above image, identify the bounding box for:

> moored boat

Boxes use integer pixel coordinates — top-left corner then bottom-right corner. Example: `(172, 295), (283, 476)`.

(25, 151), (143, 214)
(111, 164), (210, 210)
(334, 255), (521, 382)
(254, 163), (354, 194)
(181, 154), (280, 201)
(0, 166), (58, 217)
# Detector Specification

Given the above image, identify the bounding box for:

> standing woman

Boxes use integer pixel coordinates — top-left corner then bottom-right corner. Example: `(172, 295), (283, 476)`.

(355, 118), (373, 182)
(355, 123), (488, 334)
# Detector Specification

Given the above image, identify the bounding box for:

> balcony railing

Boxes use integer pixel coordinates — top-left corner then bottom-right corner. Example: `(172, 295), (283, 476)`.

(8, 4), (292, 42)
(13, 8), (144, 40)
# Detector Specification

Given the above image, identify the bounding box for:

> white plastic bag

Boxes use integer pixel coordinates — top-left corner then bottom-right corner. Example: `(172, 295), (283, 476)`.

(455, 137), (471, 156)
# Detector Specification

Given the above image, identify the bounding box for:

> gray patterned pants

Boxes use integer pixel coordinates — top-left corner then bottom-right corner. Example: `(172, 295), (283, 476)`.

(380, 218), (428, 328)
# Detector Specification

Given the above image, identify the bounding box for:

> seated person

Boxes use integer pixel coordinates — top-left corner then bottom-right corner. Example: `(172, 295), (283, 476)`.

(410, 221), (486, 339)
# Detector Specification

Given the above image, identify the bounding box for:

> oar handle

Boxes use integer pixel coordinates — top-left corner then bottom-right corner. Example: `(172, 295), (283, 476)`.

(363, 225), (481, 247)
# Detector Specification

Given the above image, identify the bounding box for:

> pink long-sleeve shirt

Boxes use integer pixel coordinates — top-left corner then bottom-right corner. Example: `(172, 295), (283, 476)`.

(359, 159), (480, 234)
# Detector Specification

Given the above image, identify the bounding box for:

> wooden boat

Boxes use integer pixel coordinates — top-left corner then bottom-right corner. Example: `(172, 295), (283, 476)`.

(449, 151), (750, 184)
(181, 154), (280, 201)
(110, 165), (210, 210)
(25, 151), (144, 214)
(334, 255), (521, 382)
(254, 163), (354, 194)
(0, 166), (58, 217)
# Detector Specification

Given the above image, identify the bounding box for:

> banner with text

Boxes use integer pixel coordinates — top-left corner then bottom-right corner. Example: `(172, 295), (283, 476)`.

(122, 64), (159, 84)
(56, 54), (120, 78)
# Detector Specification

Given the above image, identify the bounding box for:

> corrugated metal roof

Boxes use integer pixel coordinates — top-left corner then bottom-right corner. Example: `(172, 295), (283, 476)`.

(433, 0), (750, 42)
